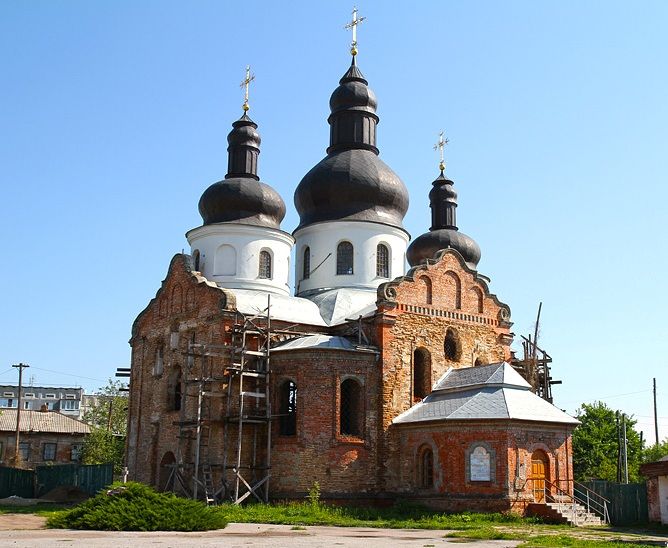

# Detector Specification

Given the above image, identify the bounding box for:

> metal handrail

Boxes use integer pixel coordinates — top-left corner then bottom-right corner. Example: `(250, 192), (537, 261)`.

(540, 479), (610, 525)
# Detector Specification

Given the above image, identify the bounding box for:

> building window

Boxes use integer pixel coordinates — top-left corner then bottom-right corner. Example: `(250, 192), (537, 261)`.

(259, 250), (272, 279)
(71, 444), (83, 462)
(336, 241), (354, 275)
(171, 371), (182, 412)
(23, 401), (31, 410)
(43, 443), (57, 461)
(376, 243), (389, 278)
(3, 392), (14, 397)
(45, 393), (56, 399)
(413, 348), (431, 400)
(278, 380), (297, 436)
(192, 249), (201, 271)
(18, 442), (30, 462)
(214, 244), (237, 276)
(154, 345), (164, 376)
(418, 445), (434, 489)
(303, 247), (311, 280)
(444, 328), (461, 361)
(340, 378), (363, 437)
(24, 393), (35, 398)
(468, 444), (494, 482)
(0, 398), (17, 408)
(60, 400), (80, 411)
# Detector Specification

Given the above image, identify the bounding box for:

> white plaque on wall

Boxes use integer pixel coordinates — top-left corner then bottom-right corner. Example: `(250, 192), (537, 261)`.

(470, 446), (491, 481)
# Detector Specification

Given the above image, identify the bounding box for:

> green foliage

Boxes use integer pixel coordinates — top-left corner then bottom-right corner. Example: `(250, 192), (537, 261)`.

(215, 500), (532, 530)
(572, 402), (643, 482)
(642, 438), (668, 464)
(82, 379), (128, 474)
(307, 481), (321, 506)
(47, 482), (227, 531)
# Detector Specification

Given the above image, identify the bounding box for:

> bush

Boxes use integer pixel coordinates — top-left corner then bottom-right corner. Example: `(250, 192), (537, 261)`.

(47, 482), (227, 531)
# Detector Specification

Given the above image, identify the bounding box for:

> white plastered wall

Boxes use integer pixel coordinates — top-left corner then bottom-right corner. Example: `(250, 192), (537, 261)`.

(186, 223), (294, 296)
(293, 220), (409, 296)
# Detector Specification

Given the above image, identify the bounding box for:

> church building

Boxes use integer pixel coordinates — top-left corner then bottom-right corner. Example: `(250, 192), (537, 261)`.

(126, 15), (578, 513)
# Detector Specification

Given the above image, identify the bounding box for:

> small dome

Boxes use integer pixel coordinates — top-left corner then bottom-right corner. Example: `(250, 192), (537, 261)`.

(406, 229), (481, 269)
(197, 113), (286, 229)
(198, 178), (286, 228)
(329, 79), (377, 115)
(295, 149), (408, 230)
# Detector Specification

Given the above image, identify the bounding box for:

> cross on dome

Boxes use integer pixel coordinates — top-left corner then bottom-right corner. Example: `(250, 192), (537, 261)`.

(433, 131), (449, 174)
(344, 7), (366, 57)
(240, 65), (255, 112)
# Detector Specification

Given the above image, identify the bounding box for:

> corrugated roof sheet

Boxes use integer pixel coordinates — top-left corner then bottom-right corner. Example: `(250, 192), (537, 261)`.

(393, 362), (578, 426)
(0, 410), (91, 434)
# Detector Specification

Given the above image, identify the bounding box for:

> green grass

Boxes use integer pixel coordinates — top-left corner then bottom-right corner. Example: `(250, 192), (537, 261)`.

(47, 482), (227, 531)
(0, 503), (71, 518)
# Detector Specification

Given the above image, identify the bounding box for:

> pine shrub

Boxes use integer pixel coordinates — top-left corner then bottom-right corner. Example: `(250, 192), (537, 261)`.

(47, 482), (227, 531)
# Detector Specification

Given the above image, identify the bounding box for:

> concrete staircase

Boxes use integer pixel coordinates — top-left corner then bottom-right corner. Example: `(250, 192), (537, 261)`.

(527, 502), (603, 526)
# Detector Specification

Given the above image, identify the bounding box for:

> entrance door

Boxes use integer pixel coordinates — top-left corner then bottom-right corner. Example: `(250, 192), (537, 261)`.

(531, 451), (549, 502)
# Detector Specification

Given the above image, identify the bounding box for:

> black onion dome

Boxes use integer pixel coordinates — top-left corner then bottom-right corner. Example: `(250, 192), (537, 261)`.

(406, 172), (481, 269)
(198, 113), (286, 228)
(294, 60), (408, 231)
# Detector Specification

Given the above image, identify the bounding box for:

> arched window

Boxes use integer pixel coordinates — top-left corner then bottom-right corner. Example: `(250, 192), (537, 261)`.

(336, 241), (354, 275)
(214, 244), (237, 276)
(340, 378), (363, 436)
(445, 271), (462, 309)
(168, 370), (182, 412)
(418, 445), (434, 489)
(303, 247), (311, 280)
(471, 287), (484, 314)
(421, 277), (432, 305)
(259, 250), (272, 279)
(413, 348), (431, 400)
(376, 243), (389, 278)
(444, 328), (460, 361)
(279, 380), (297, 436)
(192, 250), (201, 271)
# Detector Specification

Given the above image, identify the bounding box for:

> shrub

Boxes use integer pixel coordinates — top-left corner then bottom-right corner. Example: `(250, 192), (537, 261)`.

(47, 482), (227, 531)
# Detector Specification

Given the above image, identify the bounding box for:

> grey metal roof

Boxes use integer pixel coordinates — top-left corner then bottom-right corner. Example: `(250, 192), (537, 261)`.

(393, 362), (578, 426)
(272, 335), (373, 353)
(0, 410), (91, 434)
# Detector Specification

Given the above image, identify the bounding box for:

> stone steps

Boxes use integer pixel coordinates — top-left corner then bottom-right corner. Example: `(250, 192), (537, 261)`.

(547, 502), (603, 526)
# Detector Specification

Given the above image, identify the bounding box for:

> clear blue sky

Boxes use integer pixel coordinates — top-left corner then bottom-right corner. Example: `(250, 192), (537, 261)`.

(1, 1), (666, 443)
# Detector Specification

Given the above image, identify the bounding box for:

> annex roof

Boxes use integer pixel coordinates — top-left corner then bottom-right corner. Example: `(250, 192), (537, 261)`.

(393, 362), (578, 426)
(0, 410), (91, 435)
(272, 334), (376, 353)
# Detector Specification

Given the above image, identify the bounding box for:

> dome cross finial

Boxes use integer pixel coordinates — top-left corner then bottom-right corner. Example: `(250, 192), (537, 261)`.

(240, 65), (255, 112)
(434, 131), (449, 174)
(344, 7), (366, 58)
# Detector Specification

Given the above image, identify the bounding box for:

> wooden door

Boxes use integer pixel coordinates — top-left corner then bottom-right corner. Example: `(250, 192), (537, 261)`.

(531, 452), (548, 502)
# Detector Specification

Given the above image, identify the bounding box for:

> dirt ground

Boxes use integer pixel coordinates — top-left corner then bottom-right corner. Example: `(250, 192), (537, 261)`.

(0, 520), (521, 547)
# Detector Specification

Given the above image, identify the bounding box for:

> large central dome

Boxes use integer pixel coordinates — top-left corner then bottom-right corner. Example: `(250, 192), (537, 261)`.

(294, 61), (408, 231)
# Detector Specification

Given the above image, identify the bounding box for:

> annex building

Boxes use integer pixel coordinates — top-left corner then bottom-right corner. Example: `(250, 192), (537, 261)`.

(126, 28), (578, 513)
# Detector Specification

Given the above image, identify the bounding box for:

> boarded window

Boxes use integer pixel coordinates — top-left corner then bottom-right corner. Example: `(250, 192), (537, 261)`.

(418, 445), (434, 488)
(43, 443), (57, 461)
(303, 247), (310, 280)
(376, 243), (389, 278)
(340, 378), (363, 436)
(214, 244), (237, 276)
(413, 348), (431, 399)
(470, 445), (492, 481)
(259, 250), (272, 279)
(336, 242), (354, 275)
(279, 380), (297, 436)
(444, 328), (460, 361)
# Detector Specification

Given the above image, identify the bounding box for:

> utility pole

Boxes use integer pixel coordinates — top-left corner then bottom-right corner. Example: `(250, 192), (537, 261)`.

(12, 363), (30, 465)
(621, 414), (629, 484)
(654, 378), (659, 446)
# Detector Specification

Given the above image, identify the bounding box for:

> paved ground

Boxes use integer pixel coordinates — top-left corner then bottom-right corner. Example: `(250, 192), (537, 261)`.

(0, 519), (522, 547)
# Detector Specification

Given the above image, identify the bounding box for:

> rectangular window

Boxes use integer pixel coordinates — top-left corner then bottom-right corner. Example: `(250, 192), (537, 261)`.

(70, 444), (83, 462)
(23, 401), (31, 410)
(43, 443), (57, 461)
(24, 393), (35, 398)
(3, 391), (14, 397)
(18, 442), (30, 461)
(65, 394), (76, 399)
(0, 398), (17, 408)
(61, 400), (80, 410)
(45, 393), (56, 399)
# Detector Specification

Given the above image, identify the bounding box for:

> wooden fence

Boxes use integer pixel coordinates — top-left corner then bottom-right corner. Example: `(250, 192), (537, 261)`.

(582, 480), (648, 525)
(0, 463), (113, 499)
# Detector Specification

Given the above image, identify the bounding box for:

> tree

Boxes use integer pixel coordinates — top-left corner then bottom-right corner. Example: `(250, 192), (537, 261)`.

(572, 401), (643, 483)
(642, 438), (668, 464)
(82, 379), (128, 474)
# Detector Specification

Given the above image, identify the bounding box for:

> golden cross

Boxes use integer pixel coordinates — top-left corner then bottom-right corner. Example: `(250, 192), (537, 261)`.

(433, 131), (449, 173)
(240, 65), (255, 112)
(344, 7), (366, 57)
